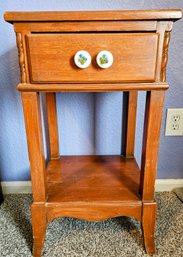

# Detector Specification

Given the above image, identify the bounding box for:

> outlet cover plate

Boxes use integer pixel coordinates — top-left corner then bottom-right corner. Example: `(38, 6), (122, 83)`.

(165, 108), (183, 136)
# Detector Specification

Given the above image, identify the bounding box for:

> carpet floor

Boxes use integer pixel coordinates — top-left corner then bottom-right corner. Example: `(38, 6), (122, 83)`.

(0, 192), (183, 257)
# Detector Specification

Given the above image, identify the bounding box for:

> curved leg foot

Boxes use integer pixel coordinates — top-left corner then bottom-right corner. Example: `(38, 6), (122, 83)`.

(142, 202), (157, 255)
(31, 204), (47, 257)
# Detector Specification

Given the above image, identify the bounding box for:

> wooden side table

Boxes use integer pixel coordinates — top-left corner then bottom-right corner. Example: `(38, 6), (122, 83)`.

(4, 10), (182, 256)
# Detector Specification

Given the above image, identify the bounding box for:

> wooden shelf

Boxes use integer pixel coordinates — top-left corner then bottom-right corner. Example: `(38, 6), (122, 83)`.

(47, 155), (141, 204)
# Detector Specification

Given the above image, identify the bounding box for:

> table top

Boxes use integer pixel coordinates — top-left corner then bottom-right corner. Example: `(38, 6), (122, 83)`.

(4, 9), (182, 23)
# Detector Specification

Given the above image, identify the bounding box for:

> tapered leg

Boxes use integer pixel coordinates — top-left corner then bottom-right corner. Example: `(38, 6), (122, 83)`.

(31, 204), (47, 257)
(140, 91), (165, 201)
(22, 92), (47, 256)
(22, 92), (47, 202)
(121, 91), (138, 158)
(46, 93), (60, 159)
(142, 202), (157, 255)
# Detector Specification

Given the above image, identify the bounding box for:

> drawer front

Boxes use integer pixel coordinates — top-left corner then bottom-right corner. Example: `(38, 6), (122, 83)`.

(26, 33), (159, 83)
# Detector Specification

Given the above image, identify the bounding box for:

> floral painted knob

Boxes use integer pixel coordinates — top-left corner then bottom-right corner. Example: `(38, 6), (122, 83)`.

(74, 50), (91, 69)
(96, 50), (113, 69)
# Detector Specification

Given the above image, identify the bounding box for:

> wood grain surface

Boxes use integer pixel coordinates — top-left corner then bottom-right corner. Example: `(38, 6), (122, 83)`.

(26, 33), (158, 83)
(142, 202), (157, 255)
(31, 204), (47, 257)
(4, 9), (182, 23)
(17, 82), (169, 92)
(140, 91), (165, 201)
(46, 155), (141, 223)
(5, 9), (182, 257)
(45, 93), (60, 159)
(14, 21), (157, 33)
(22, 92), (47, 202)
(46, 202), (142, 223)
(122, 91), (138, 158)
(47, 156), (141, 203)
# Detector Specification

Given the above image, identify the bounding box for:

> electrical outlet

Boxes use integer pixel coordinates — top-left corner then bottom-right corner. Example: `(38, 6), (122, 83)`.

(165, 108), (183, 136)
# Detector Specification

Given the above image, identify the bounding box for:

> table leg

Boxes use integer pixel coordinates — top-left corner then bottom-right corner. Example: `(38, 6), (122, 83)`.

(22, 92), (47, 202)
(140, 90), (165, 201)
(121, 91), (138, 158)
(142, 202), (157, 255)
(22, 92), (47, 256)
(46, 93), (60, 159)
(31, 204), (47, 257)
(140, 90), (165, 255)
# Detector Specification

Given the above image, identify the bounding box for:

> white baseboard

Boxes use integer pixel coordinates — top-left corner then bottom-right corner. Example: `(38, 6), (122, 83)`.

(1, 181), (32, 194)
(1, 179), (183, 194)
(155, 179), (183, 192)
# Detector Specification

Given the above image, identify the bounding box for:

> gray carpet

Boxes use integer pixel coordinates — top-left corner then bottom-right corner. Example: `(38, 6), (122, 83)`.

(0, 192), (183, 257)
(173, 187), (183, 203)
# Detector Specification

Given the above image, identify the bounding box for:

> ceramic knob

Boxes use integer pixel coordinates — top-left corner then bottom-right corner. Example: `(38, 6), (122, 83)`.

(96, 50), (113, 69)
(74, 50), (91, 69)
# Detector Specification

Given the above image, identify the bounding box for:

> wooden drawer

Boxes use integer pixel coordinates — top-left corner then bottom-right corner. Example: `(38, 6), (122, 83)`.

(26, 33), (159, 83)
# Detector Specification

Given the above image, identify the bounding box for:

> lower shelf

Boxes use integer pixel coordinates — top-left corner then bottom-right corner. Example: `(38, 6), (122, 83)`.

(46, 156), (141, 222)
(47, 155), (141, 203)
